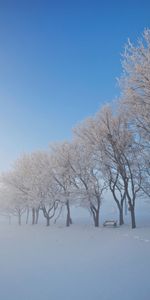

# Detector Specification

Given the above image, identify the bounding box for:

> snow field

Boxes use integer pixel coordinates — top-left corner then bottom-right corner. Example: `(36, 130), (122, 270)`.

(0, 217), (150, 300)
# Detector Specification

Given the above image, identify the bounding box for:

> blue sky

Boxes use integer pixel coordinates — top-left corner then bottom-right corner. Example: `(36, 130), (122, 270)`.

(0, 0), (150, 171)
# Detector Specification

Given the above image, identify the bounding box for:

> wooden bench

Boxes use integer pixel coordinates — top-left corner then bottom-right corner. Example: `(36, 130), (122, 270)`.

(103, 220), (117, 227)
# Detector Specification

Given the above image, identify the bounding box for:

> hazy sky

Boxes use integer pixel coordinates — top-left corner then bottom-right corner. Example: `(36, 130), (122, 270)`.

(0, 0), (150, 171)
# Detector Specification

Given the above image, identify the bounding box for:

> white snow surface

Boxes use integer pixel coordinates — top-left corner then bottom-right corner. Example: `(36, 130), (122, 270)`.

(0, 199), (150, 300)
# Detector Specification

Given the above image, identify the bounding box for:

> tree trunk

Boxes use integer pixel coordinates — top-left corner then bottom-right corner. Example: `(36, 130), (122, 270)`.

(94, 210), (99, 227)
(66, 213), (70, 227)
(32, 208), (35, 225)
(66, 200), (72, 227)
(26, 207), (30, 224)
(35, 208), (39, 224)
(46, 217), (50, 226)
(111, 187), (125, 226)
(90, 204), (100, 227)
(91, 207), (99, 227)
(130, 206), (136, 229)
(119, 207), (124, 225)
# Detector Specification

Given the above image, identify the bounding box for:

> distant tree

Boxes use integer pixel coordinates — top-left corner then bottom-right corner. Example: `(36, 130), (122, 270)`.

(0, 185), (26, 225)
(1, 151), (60, 226)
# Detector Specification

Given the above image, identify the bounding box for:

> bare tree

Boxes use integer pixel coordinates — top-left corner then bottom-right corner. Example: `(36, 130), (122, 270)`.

(67, 140), (106, 227)
(120, 29), (150, 201)
(50, 143), (74, 227)
(99, 106), (142, 228)
(74, 105), (143, 228)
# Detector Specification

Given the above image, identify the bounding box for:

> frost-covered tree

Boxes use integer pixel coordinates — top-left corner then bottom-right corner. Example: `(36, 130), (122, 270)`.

(1, 151), (60, 226)
(68, 140), (106, 227)
(120, 29), (150, 139)
(74, 105), (142, 228)
(25, 151), (60, 226)
(98, 106), (143, 228)
(74, 109), (125, 225)
(0, 184), (26, 225)
(2, 153), (41, 225)
(120, 28), (150, 200)
(50, 142), (74, 227)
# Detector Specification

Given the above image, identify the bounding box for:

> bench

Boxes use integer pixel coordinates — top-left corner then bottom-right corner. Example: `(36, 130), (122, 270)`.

(103, 220), (117, 227)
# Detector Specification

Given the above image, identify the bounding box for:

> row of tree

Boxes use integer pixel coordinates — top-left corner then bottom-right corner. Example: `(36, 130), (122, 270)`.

(0, 29), (150, 229)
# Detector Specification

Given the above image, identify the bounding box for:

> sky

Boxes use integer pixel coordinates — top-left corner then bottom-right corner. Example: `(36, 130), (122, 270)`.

(0, 0), (150, 171)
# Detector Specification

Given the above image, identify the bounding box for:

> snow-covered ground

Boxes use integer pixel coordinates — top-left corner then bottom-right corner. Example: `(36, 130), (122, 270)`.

(0, 199), (150, 300)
